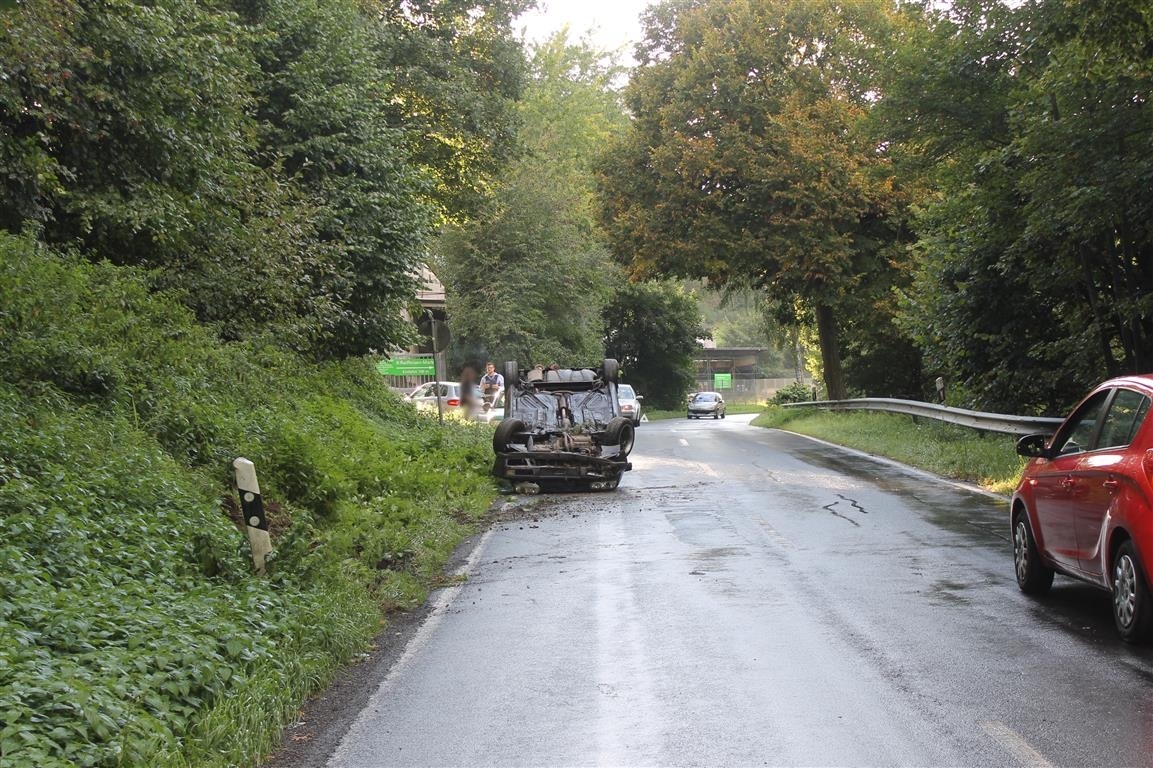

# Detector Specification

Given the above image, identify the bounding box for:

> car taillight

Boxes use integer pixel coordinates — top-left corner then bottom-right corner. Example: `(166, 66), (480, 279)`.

(447, 398), (460, 407)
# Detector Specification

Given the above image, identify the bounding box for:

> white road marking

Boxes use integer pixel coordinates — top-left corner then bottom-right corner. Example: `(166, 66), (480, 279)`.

(678, 438), (689, 447)
(981, 721), (1054, 768)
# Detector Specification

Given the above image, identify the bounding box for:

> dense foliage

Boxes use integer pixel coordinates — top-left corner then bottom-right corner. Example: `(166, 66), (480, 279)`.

(0, 0), (527, 358)
(878, 0), (1153, 412)
(4, 0), (1153, 762)
(0, 236), (496, 766)
(602, 282), (706, 409)
(594, 0), (1153, 412)
(597, 0), (912, 399)
(437, 33), (626, 370)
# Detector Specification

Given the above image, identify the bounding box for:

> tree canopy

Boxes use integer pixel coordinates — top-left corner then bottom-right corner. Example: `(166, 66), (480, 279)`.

(597, 0), (909, 399)
(603, 281), (706, 409)
(880, 0), (1153, 411)
(0, 0), (529, 357)
(436, 32), (628, 370)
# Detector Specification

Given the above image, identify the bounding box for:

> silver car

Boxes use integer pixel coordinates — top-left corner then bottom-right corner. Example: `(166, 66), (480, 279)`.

(687, 391), (726, 419)
(617, 383), (643, 425)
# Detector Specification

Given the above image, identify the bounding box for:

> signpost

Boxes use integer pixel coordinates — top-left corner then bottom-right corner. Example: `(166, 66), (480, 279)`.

(377, 356), (436, 377)
(714, 373), (733, 390)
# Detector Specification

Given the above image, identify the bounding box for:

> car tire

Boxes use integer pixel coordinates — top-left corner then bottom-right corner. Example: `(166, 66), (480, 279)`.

(493, 418), (525, 453)
(1013, 510), (1053, 595)
(502, 361), (519, 388)
(603, 416), (635, 456)
(1113, 540), (1153, 643)
(602, 358), (620, 384)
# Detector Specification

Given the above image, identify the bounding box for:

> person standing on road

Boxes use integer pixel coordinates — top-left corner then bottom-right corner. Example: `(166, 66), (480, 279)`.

(480, 362), (504, 410)
(460, 365), (480, 420)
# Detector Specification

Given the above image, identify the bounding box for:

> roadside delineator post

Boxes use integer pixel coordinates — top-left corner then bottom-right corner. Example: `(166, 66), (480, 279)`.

(233, 458), (271, 575)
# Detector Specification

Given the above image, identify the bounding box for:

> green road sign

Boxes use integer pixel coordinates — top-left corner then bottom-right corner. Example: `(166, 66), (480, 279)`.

(378, 356), (435, 376)
(714, 373), (733, 390)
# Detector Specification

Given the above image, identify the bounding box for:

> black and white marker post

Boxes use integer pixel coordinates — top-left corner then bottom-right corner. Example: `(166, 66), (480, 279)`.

(233, 457), (271, 575)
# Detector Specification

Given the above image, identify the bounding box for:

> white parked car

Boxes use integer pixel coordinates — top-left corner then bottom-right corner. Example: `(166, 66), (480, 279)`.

(405, 381), (481, 416)
(617, 383), (643, 425)
(474, 393), (504, 423)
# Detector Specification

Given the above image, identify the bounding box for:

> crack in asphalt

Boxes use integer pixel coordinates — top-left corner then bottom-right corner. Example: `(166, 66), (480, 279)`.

(824, 493), (867, 527)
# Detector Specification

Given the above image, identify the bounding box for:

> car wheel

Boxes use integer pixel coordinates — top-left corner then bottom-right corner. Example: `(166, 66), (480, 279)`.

(602, 358), (620, 384)
(603, 416), (635, 456)
(502, 360), (519, 388)
(1013, 510), (1053, 595)
(1113, 540), (1153, 643)
(492, 418), (525, 453)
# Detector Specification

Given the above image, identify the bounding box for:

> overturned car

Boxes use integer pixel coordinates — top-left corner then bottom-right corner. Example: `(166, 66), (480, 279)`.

(492, 359), (634, 491)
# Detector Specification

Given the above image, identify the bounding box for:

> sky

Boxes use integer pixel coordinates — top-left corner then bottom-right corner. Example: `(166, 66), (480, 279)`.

(516, 0), (653, 62)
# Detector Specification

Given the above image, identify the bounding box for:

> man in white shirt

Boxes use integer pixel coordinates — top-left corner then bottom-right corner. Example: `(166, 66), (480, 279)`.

(480, 361), (504, 409)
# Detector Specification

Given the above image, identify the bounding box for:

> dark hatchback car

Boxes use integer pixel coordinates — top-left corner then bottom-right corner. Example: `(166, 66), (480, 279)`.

(1012, 375), (1153, 641)
(491, 359), (634, 491)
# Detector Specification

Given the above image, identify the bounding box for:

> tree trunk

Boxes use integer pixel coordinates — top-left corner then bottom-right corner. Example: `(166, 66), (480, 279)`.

(791, 325), (804, 381)
(815, 303), (846, 400)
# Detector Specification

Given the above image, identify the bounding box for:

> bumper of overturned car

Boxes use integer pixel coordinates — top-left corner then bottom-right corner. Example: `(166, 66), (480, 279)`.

(493, 451), (631, 484)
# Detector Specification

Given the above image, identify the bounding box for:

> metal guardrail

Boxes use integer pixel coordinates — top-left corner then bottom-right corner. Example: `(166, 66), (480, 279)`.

(782, 398), (1064, 436)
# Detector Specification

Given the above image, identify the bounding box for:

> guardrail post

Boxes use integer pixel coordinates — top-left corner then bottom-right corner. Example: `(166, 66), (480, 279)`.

(233, 458), (271, 575)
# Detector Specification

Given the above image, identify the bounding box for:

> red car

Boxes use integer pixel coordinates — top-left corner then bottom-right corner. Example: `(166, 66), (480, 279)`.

(1013, 375), (1153, 641)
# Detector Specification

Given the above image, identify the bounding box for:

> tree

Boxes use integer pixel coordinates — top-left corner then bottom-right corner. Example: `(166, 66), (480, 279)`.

(880, 0), (1153, 412)
(0, 0), (532, 358)
(244, 0), (437, 356)
(597, 0), (907, 399)
(0, 0), (259, 259)
(437, 32), (627, 369)
(375, 0), (531, 222)
(603, 281), (706, 409)
(437, 168), (618, 368)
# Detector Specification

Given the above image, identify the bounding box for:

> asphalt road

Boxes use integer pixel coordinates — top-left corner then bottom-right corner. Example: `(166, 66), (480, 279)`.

(272, 415), (1153, 768)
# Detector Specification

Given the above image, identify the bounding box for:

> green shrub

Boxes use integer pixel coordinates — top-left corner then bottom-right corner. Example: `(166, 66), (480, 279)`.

(769, 381), (815, 405)
(0, 235), (497, 767)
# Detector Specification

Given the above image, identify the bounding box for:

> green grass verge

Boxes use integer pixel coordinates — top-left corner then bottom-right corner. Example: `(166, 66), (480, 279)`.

(645, 401), (1026, 494)
(0, 235), (498, 768)
(752, 407), (1027, 495)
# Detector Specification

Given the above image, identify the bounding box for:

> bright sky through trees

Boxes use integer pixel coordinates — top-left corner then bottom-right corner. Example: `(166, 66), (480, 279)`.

(517, 0), (651, 62)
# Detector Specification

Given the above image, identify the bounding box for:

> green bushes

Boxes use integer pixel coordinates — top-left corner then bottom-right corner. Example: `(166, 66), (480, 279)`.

(0, 235), (497, 766)
(769, 381), (815, 405)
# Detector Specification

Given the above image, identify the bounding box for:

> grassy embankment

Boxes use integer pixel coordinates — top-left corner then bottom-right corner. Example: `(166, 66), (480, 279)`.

(649, 403), (1027, 495)
(0, 234), (498, 768)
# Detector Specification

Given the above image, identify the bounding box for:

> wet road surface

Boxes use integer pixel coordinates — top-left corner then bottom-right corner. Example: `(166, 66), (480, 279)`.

(322, 416), (1153, 767)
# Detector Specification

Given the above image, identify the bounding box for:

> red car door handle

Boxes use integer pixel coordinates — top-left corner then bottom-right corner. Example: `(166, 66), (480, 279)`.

(1061, 477), (1075, 490)
(1103, 479), (1120, 492)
